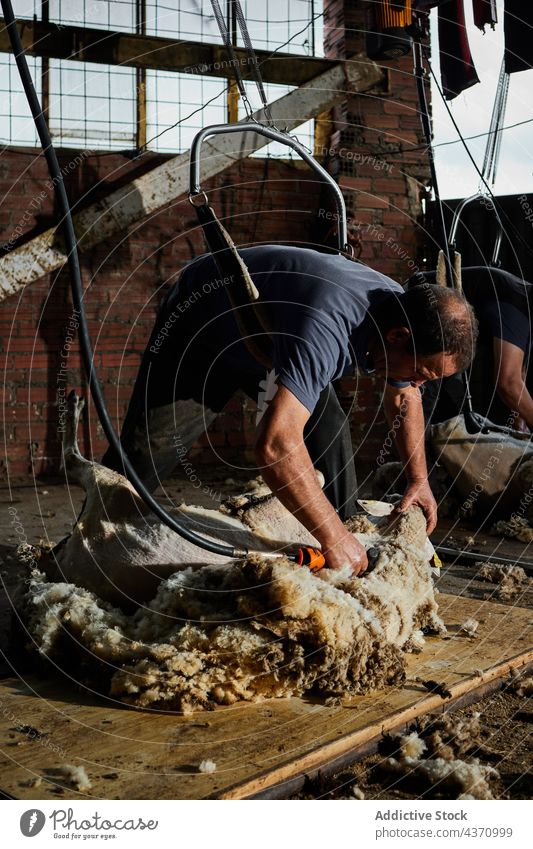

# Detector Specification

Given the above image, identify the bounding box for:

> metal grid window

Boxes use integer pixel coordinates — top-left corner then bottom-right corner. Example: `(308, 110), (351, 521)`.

(1, 0), (38, 19)
(0, 0), (323, 152)
(48, 61), (137, 148)
(145, 1), (323, 55)
(146, 0), (221, 41)
(237, 0), (323, 56)
(49, 0), (136, 32)
(0, 55), (41, 147)
(146, 71), (226, 153)
(0, 1), (41, 147)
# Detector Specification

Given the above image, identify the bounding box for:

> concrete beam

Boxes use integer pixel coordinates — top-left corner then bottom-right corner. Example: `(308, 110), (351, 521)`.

(0, 18), (335, 85)
(0, 54), (383, 301)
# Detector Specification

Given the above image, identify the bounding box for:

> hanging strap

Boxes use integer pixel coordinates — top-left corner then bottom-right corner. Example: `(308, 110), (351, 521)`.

(189, 120), (350, 371)
(435, 247), (462, 291)
(192, 198), (273, 369)
(210, 0), (274, 126)
(210, 0), (252, 118)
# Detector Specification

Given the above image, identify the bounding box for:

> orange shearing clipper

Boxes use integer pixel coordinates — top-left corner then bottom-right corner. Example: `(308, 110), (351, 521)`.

(241, 545), (326, 571)
(289, 546), (326, 572)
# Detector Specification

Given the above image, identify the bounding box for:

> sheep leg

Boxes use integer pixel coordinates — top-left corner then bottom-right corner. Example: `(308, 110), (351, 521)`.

(61, 391), (93, 483)
(56, 390), (149, 552)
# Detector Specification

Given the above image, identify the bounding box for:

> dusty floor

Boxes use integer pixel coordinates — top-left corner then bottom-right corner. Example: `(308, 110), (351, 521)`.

(296, 691), (533, 800)
(1, 469), (532, 799)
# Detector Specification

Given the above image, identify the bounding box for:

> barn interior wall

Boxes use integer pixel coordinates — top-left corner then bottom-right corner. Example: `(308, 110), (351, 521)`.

(0, 0), (430, 481)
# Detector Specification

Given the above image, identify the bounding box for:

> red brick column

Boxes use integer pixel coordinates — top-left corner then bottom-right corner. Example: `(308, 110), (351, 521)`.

(320, 0), (431, 479)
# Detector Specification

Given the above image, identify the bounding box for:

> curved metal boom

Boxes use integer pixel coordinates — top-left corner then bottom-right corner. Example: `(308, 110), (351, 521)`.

(189, 122), (349, 253)
(449, 192), (504, 267)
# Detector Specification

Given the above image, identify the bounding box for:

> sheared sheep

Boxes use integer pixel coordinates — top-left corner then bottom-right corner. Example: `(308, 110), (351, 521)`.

(14, 392), (445, 714)
(430, 414), (533, 520)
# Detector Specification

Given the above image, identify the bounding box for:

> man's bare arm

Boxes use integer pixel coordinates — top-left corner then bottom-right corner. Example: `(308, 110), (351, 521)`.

(254, 384), (368, 574)
(493, 338), (533, 429)
(383, 382), (437, 533)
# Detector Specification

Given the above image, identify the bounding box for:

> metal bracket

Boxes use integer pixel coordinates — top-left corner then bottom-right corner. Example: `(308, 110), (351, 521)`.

(449, 192), (504, 268)
(189, 122), (349, 253)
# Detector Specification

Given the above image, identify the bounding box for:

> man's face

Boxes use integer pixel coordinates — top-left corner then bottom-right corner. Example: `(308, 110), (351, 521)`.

(373, 326), (461, 386)
(384, 349), (460, 386)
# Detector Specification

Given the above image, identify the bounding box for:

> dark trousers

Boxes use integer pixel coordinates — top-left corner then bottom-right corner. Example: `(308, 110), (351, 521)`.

(102, 367), (358, 520)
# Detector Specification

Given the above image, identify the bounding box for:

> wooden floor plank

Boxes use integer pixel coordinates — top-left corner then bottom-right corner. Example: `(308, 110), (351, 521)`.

(0, 593), (531, 800)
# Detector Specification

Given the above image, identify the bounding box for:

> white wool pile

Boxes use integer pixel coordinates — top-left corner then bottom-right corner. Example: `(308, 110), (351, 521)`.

(50, 765), (92, 792)
(417, 711), (482, 760)
(459, 618), (479, 637)
(391, 731), (427, 760)
(384, 756), (498, 800)
(21, 776), (42, 788)
(198, 759), (217, 774)
(381, 712), (495, 799)
(514, 677), (533, 696)
(506, 670), (533, 697)
(491, 516), (533, 544)
(18, 507), (444, 714)
(476, 561), (528, 600)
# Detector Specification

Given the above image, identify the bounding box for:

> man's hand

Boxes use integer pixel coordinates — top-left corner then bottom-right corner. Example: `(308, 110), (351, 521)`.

(393, 478), (438, 533)
(383, 383), (437, 533)
(256, 386), (369, 576)
(322, 529), (369, 576)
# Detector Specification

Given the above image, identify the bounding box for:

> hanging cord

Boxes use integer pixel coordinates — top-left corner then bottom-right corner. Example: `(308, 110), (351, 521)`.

(481, 57), (510, 188)
(421, 44), (529, 437)
(209, 0), (254, 119)
(424, 47), (527, 276)
(232, 0), (275, 126)
(412, 33), (479, 427)
(0, 0), (241, 559)
(210, 0), (275, 126)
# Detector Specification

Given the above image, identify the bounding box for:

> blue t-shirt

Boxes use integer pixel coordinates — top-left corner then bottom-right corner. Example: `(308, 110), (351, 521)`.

(159, 245), (404, 413)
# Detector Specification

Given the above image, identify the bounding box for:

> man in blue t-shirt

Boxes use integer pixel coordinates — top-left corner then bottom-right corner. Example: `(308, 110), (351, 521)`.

(103, 246), (477, 575)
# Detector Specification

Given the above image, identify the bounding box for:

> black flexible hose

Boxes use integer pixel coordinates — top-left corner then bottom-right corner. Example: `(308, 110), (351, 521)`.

(1, 0), (239, 558)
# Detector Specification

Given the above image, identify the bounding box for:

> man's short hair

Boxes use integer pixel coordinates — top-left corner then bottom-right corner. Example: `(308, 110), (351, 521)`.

(374, 284), (479, 371)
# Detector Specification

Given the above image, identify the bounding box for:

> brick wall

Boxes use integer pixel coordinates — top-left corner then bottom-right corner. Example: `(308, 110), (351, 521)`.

(0, 0), (430, 482)
(0, 151), (320, 478)
(323, 0), (431, 477)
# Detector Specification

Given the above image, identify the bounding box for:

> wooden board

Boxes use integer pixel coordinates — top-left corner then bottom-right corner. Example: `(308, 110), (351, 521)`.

(0, 593), (531, 801)
(0, 19), (335, 84)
